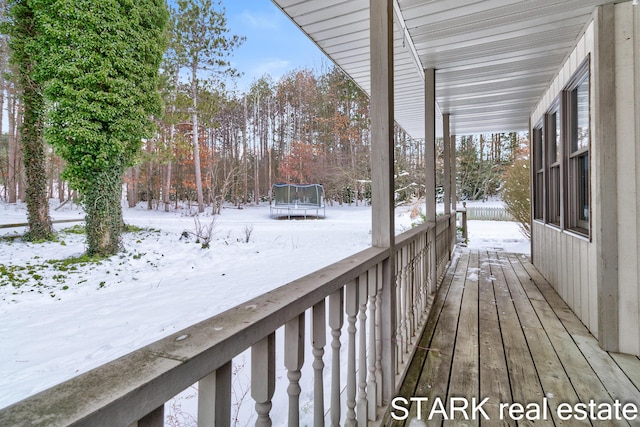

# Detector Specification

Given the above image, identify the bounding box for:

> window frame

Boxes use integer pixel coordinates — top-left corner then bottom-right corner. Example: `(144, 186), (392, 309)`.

(533, 123), (545, 221)
(564, 59), (591, 237)
(545, 99), (562, 227)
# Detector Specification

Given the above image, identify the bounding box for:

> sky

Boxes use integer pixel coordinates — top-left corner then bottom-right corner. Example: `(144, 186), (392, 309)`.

(218, 0), (329, 92)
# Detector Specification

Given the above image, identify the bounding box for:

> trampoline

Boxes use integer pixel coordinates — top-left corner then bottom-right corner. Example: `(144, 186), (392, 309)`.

(270, 183), (325, 219)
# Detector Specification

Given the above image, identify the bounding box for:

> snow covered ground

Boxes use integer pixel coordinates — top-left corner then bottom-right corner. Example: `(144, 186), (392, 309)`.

(0, 198), (529, 422)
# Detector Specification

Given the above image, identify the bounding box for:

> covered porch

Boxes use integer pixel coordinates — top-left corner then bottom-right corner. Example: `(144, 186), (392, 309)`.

(2, 0), (640, 425)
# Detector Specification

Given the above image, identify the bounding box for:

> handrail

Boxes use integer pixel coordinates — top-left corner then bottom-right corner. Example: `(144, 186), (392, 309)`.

(0, 213), (457, 427)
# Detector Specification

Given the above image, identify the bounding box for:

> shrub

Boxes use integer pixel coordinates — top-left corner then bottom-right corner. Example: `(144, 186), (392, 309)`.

(501, 158), (531, 239)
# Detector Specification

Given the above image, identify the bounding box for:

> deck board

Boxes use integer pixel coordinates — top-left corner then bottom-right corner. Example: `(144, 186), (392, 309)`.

(444, 251), (480, 425)
(411, 252), (469, 425)
(499, 252), (585, 426)
(395, 249), (640, 427)
(478, 251), (514, 426)
(490, 251), (553, 427)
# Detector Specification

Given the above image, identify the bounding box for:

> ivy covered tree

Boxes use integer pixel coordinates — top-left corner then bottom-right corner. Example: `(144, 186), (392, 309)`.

(33, 0), (169, 255)
(4, 0), (53, 241)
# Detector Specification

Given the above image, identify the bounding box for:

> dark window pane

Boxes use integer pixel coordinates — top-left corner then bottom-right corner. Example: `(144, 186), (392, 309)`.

(575, 78), (589, 151)
(549, 112), (559, 163)
(579, 154), (589, 222)
(555, 111), (561, 161)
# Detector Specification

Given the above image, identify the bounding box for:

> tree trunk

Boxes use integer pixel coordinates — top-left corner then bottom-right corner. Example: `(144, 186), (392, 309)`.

(58, 175), (65, 203)
(242, 95), (248, 205)
(85, 169), (124, 256)
(147, 157), (153, 210)
(21, 75), (54, 240)
(253, 95), (259, 204)
(126, 166), (138, 208)
(163, 121), (174, 212)
(0, 0), (6, 144)
(7, 82), (18, 203)
(191, 71), (204, 213)
(164, 160), (172, 212)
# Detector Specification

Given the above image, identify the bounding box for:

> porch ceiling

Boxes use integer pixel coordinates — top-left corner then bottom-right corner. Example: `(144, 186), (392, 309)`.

(271, 0), (619, 138)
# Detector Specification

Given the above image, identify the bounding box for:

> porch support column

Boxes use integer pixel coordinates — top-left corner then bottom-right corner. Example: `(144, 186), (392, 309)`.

(451, 134), (457, 211)
(425, 68), (437, 293)
(443, 114), (453, 256)
(443, 113), (451, 215)
(370, 0), (396, 402)
(594, 3), (618, 351)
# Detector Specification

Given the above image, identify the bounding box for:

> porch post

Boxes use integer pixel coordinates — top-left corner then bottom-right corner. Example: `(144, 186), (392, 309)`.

(451, 134), (457, 211)
(443, 113), (451, 215)
(594, 3), (618, 352)
(370, 0), (396, 402)
(425, 68), (437, 293)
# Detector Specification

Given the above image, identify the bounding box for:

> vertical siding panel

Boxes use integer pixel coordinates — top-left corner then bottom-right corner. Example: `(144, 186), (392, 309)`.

(635, 0), (640, 357)
(556, 229), (562, 297)
(589, 243), (598, 337)
(580, 240), (589, 328)
(615, 2), (639, 355)
(573, 237), (581, 320)
(563, 235), (568, 302)
(541, 226), (548, 285)
(576, 38), (584, 67)
(586, 22), (595, 55)
(634, 0), (640, 358)
(560, 233), (566, 301)
(539, 225), (544, 275)
(567, 236), (572, 307)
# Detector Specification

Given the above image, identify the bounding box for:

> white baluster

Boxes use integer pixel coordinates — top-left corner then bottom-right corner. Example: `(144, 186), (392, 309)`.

(399, 246), (408, 365)
(421, 234), (428, 313)
(198, 362), (231, 427)
(367, 267), (379, 421)
(252, 333), (275, 427)
(345, 281), (358, 426)
(424, 233), (431, 299)
(285, 314), (305, 427)
(375, 264), (383, 406)
(395, 249), (404, 368)
(312, 300), (326, 427)
(414, 239), (423, 322)
(410, 242), (418, 339)
(329, 288), (344, 427)
(357, 274), (368, 426)
(404, 245), (413, 347)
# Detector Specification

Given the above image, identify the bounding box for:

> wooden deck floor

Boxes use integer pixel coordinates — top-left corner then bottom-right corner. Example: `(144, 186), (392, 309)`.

(392, 249), (640, 426)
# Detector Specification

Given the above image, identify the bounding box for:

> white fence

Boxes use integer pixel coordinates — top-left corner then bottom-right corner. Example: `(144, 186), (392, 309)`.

(465, 206), (514, 221)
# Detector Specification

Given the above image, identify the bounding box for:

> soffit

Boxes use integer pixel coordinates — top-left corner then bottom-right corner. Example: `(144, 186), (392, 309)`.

(272, 0), (620, 138)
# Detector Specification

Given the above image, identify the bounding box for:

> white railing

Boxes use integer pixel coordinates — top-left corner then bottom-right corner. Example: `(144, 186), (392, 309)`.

(0, 213), (457, 427)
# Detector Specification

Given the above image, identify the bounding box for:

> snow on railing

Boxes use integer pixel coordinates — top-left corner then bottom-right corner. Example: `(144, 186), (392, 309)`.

(0, 214), (457, 427)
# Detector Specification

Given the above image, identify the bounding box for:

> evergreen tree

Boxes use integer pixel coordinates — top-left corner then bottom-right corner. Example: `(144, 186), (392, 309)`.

(33, 0), (169, 256)
(171, 0), (244, 213)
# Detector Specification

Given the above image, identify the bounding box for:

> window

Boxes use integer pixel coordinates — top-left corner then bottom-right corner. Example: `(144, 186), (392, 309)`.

(533, 125), (544, 220)
(546, 103), (561, 226)
(566, 62), (590, 235)
(531, 58), (590, 236)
